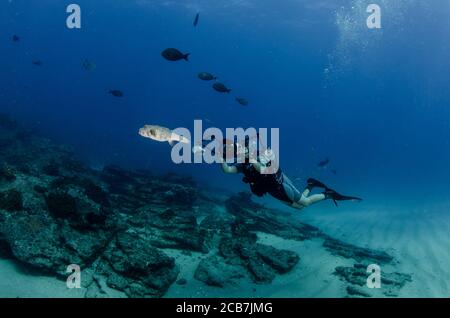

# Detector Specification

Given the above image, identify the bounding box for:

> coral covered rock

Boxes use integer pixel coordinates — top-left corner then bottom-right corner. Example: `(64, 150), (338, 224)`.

(101, 231), (179, 297)
(128, 206), (207, 252)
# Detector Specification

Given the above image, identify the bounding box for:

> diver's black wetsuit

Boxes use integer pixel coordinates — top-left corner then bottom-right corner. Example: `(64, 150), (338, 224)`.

(236, 163), (300, 204)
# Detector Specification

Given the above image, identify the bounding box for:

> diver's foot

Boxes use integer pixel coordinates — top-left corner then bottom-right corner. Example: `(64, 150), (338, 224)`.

(324, 189), (363, 206)
(307, 178), (329, 190)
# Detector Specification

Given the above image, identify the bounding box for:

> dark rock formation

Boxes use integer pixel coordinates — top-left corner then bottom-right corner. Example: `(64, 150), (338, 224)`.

(45, 190), (111, 232)
(0, 209), (113, 276)
(0, 189), (23, 211)
(195, 220), (300, 285)
(100, 231), (179, 297)
(0, 212), (81, 275)
(195, 255), (246, 287)
(225, 192), (321, 241)
(255, 244), (300, 274)
(101, 165), (198, 212)
(346, 285), (371, 297)
(81, 180), (110, 207)
(323, 237), (393, 264)
(46, 191), (78, 219)
(128, 206), (207, 252)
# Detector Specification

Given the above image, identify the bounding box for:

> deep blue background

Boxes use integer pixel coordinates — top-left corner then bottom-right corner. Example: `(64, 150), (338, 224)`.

(1, 0), (449, 205)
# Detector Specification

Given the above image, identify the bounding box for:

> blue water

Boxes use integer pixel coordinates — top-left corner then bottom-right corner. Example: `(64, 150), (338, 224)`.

(1, 0), (449, 206)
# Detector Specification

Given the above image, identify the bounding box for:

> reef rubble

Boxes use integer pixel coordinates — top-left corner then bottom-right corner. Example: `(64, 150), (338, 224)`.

(0, 113), (412, 297)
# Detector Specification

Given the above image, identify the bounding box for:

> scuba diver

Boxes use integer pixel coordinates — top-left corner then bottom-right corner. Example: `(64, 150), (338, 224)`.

(140, 124), (362, 211)
(217, 138), (362, 210)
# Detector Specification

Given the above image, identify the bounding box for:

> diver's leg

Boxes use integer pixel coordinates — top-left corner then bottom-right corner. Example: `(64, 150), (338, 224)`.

(302, 187), (311, 197)
(280, 176), (325, 209)
(298, 193), (326, 207)
(277, 175), (330, 210)
(298, 178), (329, 203)
(301, 178), (325, 198)
(277, 175), (303, 204)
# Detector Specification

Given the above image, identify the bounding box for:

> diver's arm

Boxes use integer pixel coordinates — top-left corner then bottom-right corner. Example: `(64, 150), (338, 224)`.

(214, 147), (239, 174)
(222, 162), (238, 174)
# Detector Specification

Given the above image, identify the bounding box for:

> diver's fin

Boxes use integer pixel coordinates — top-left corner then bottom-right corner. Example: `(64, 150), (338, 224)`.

(324, 189), (362, 206)
(307, 178), (329, 190)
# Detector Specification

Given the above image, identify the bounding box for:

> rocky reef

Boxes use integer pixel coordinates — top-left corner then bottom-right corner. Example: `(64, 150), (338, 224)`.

(0, 113), (412, 297)
(195, 221), (300, 286)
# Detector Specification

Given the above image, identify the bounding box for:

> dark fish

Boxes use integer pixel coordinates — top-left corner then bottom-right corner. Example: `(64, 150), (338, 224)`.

(331, 169), (337, 175)
(213, 82), (231, 93)
(193, 13), (200, 27)
(161, 48), (190, 62)
(317, 158), (330, 168)
(32, 60), (42, 66)
(12, 35), (20, 42)
(198, 72), (217, 81)
(235, 97), (249, 106)
(109, 90), (124, 98)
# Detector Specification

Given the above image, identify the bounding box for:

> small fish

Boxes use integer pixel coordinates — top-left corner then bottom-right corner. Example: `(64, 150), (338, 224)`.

(109, 90), (124, 98)
(213, 82), (231, 93)
(193, 13), (200, 27)
(12, 35), (20, 42)
(198, 72), (217, 81)
(139, 125), (190, 146)
(331, 169), (337, 175)
(82, 59), (96, 71)
(161, 48), (190, 62)
(235, 97), (249, 106)
(32, 60), (42, 66)
(317, 158), (330, 168)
